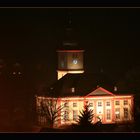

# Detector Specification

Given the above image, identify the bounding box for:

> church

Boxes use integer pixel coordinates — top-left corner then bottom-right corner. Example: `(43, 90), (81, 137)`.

(35, 20), (134, 128)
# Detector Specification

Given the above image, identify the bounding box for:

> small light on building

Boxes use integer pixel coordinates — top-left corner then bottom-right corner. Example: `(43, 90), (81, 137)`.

(18, 71), (21, 75)
(97, 85), (100, 88)
(114, 86), (117, 92)
(71, 87), (75, 93)
(73, 59), (78, 64)
(13, 72), (16, 75)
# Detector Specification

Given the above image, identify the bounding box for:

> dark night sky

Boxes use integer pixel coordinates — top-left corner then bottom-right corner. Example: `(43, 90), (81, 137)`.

(0, 8), (140, 87)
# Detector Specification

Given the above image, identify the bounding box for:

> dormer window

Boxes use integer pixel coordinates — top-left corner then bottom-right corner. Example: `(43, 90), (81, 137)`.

(71, 87), (75, 93)
(114, 86), (117, 92)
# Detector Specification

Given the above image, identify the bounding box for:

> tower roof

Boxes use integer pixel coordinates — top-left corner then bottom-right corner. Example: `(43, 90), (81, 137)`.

(57, 12), (83, 51)
(57, 28), (83, 50)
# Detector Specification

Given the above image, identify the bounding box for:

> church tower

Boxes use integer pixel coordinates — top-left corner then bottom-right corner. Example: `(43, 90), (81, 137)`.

(57, 13), (84, 80)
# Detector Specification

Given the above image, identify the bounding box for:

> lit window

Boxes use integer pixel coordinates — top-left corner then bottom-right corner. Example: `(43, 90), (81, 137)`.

(63, 111), (69, 121)
(124, 108), (129, 119)
(115, 108), (120, 119)
(71, 87), (75, 93)
(73, 110), (78, 121)
(18, 71), (21, 75)
(89, 103), (93, 107)
(73, 103), (77, 107)
(115, 101), (120, 105)
(13, 72), (16, 75)
(124, 100), (128, 105)
(106, 109), (111, 120)
(98, 101), (102, 107)
(64, 102), (69, 107)
(114, 86), (117, 92)
(106, 101), (110, 106)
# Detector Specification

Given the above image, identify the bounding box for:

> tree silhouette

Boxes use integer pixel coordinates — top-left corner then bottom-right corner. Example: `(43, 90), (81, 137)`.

(38, 98), (64, 128)
(77, 102), (94, 127)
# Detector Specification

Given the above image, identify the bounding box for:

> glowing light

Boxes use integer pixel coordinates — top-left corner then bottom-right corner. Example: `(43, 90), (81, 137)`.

(36, 87), (134, 127)
(57, 70), (84, 80)
(18, 72), (21, 75)
(115, 111), (119, 114)
(71, 87), (75, 93)
(73, 59), (78, 64)
(13, 72), (16, 75)
(114, 86), (117, 92)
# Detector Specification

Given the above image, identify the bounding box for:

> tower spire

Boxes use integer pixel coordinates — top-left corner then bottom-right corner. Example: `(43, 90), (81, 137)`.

(56, 11), (84, 80)
(66, 11), (72, 29)
(68, 12), (72, 25)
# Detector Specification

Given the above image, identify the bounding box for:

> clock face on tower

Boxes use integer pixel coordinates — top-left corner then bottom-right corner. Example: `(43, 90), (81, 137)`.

(58, 51), (84, 70)
(73, 59), (78, 64)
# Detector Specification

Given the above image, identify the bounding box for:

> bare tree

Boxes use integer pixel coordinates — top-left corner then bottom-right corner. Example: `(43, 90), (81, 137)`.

(38, 97), (64, 128)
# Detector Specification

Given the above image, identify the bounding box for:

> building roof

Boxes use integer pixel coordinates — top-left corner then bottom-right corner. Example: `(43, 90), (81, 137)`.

(86, 87), (115, 96)
(57, 26), (83, 51)
(42, 73), (115, 98)
(57, 41), (83, 51)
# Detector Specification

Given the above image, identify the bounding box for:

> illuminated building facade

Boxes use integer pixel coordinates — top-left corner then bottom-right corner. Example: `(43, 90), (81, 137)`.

(36, 86), (134, 128)
(35, 17), (134, 128)
(36, 38), (134, 127)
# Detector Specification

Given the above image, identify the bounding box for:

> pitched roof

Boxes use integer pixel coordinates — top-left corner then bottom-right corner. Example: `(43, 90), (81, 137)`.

(86, 87), (115, 96)
(42, 73), (115, 98)
(57, 41), (83, 51)
(57, 27), (83, 50)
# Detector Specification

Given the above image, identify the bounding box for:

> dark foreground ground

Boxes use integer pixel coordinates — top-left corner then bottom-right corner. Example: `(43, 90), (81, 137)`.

(39, 123), (137, 133)
(0, 122), (139, 132)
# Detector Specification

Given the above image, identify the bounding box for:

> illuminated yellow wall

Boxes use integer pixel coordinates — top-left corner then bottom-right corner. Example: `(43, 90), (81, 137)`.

(114, 96), (133, 122)
(57, 51), (84, 70)
(57, 50), (84, 80)
(67, 52), (84, 70)
(57, 70), (84, 80)
(36, 95), (134, 127)
(60, 97), (84, 125)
